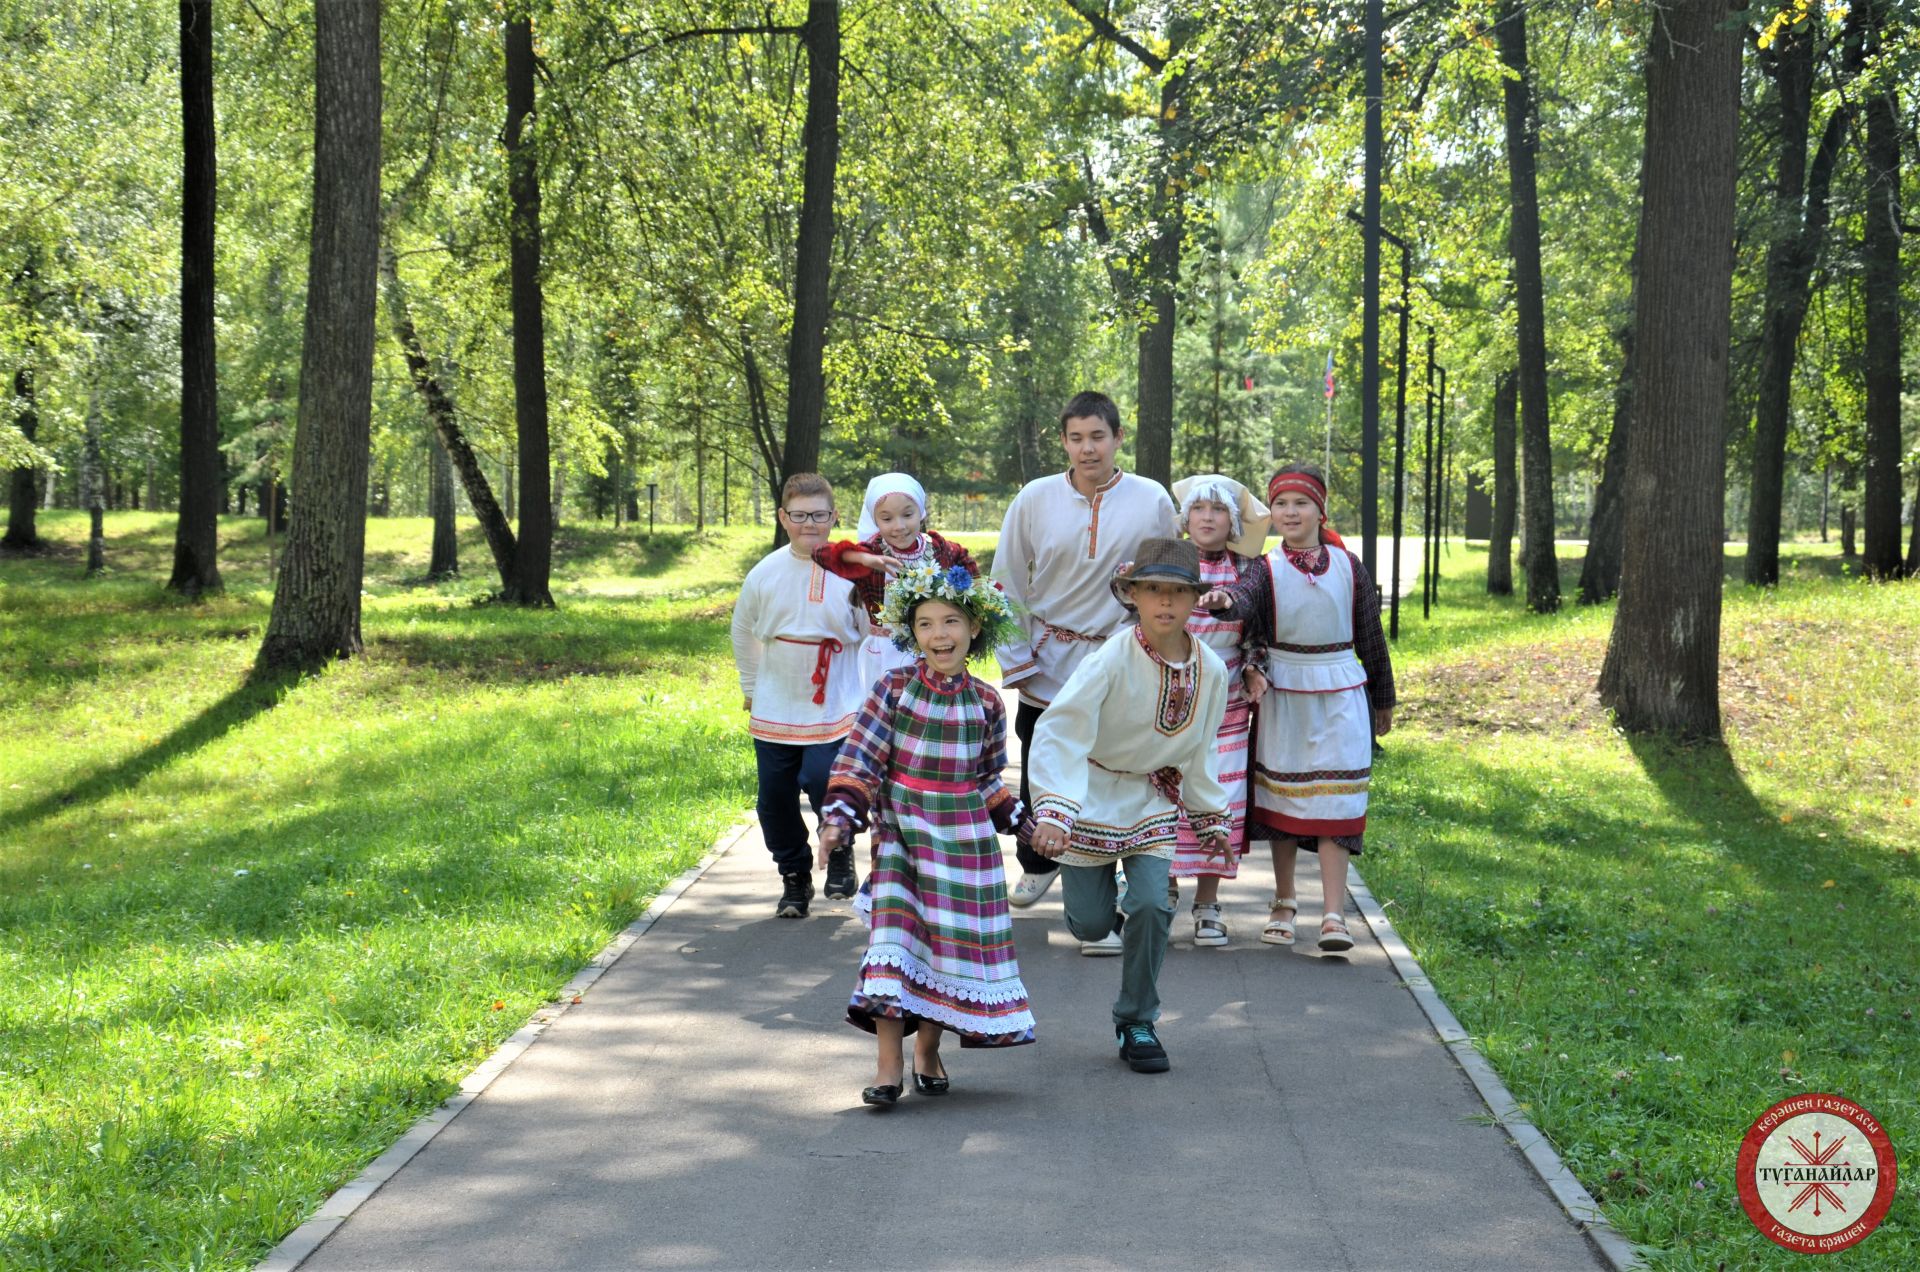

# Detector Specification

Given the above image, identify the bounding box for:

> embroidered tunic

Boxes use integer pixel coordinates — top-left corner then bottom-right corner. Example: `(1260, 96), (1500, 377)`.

(1026, 627), (1232, 865)
(821, 664), (1035, 1046)
(730, 547), (867, 745)
(813, 530), (985, 693)
(992, 470), (1178, 709)
(1170, 548), (1257, 879)
(1214, 543), (1395, 848)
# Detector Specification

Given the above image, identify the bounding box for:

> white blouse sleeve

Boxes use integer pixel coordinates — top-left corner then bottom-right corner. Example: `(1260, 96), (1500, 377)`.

(1024, 646), (1110, 830)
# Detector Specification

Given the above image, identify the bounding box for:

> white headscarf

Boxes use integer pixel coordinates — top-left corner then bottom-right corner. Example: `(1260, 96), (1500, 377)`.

(1171, 474), (1271, 558)
(855, 472), (928, 540)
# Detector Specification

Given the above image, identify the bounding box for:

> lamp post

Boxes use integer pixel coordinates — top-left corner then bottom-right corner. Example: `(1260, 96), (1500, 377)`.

(1352, 210), (1412, 640)
(647, 481), (657, 537)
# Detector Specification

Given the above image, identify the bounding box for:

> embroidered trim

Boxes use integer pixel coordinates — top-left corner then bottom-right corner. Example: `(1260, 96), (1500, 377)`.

(1255, 775), (1371, 798)
(1064, 809), (1181, 855)
(1257, 766), (1371, 782)
(748, 715), (854, 744)
(808, 563), (827, 601)
(859, 945), (1032, 1005)
(1272, 640), (1353, 654)
(1033, 793), (1079, 828)
(1134, 627), (1200, 736)
(820, 798), (864, 830)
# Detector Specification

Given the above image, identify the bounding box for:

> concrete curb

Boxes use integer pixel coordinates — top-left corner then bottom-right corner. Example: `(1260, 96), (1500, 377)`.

(1347, 868), (1645, 1271)
(255, 819), (757, 1272)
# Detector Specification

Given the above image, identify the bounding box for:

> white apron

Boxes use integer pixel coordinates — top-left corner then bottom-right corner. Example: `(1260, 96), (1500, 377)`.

(1251, 547), (1372, 838)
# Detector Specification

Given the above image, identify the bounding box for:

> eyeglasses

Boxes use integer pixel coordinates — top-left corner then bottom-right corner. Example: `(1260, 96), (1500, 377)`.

(782, 509), (835, 525)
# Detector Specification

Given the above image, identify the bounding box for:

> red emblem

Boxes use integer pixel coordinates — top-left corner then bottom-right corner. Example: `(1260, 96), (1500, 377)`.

(1737, 1093), (1897, 1253)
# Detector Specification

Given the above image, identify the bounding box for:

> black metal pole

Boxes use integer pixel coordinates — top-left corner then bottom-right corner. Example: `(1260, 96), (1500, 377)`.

(647, 481), (657, 537)
(1360, 0), (1383, 583)
(1436, 365), (1449, 574)
(1422, 326), (1436, 621)
(723, 448), (730, 527)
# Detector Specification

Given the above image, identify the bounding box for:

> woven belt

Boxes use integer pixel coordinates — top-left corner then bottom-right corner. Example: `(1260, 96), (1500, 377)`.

(775, 635), (844, 704)
(892, 772), (973, 794)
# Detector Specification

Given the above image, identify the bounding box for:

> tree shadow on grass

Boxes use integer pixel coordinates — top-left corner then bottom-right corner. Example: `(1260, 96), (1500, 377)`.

(0, 664), (296, 836)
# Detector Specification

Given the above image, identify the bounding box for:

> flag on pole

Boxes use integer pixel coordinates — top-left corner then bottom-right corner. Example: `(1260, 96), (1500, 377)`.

(1324, 350), (1337, 400)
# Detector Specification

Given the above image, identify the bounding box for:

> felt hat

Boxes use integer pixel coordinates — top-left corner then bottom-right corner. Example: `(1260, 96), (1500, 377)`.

(1110, 537), (1203, 607)
(1172, 474), (1270, 557)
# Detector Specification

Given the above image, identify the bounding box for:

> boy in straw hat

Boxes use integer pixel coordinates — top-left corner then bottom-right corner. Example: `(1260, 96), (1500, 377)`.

(1024, 537), (1232, 1073)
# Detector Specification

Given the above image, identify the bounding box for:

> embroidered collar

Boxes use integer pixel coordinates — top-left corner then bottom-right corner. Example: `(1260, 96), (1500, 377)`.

(884, 533), (930, 561)
(1281, 541), (1330, 578)
(1062, 468), (1125, 501)
(1133, 626), (1199, 735)
(916, 662), (969, 695)
(1132, 624), (1195, 669)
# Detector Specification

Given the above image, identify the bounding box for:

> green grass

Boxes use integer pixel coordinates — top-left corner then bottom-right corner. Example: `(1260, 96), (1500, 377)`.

(1360, 539), (1920, 1268)
(1, 512), (767, 1271)
(3, 514), (1916, 1268)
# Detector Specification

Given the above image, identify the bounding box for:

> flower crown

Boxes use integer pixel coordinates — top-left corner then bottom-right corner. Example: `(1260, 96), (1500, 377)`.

(878, 563), (1022, 658)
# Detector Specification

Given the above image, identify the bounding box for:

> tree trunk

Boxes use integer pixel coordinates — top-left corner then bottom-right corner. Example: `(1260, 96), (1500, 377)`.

(1857, 1), (1904, 577)
(502, 13), (553, 606)
(381, 240), (517, 588)
(170, 0), (224, 596)
(1747, 25), (1848, 586)
(1487, 370), (1517, 594)
(779, 0), (839, 505)
(257, 0), (381, 670)
(82, 382), (106, 575)
(3, 362), (40, 549)
(1495, 0), (1560, 612)
(1597, 0), (1741, 739)
(428, 432), (457, 579)
(1577, 339), (1633, 606)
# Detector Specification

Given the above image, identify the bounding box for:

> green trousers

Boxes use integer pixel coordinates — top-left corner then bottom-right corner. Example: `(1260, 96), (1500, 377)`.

(1060, 852), (1173, 1027)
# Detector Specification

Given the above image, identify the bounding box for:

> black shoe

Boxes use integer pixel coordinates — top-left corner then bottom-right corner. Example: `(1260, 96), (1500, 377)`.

(862, 1084), (902, 1107)
(1116, 1022), (1170, 1073)
(776, 871), (814, 918)
(823, 845), (858, 900)
(912, 1064), (950, 1096)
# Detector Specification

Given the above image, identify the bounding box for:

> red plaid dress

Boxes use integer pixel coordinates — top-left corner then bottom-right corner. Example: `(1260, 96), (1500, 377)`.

(821, 663), (1035, 1046)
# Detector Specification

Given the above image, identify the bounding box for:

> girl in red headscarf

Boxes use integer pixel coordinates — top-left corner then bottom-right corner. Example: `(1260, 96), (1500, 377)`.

(1197, 463), (1395, 954)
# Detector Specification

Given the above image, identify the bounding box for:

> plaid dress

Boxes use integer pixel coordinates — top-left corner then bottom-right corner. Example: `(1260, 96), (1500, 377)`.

(821, 663), (1036, 1047)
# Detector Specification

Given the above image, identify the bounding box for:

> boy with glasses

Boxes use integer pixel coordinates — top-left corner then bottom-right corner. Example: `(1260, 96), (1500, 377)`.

(731, 473), (867, 917)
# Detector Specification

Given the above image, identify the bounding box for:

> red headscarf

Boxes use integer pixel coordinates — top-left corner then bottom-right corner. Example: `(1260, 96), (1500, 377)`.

(1267, 471), (1346, 549)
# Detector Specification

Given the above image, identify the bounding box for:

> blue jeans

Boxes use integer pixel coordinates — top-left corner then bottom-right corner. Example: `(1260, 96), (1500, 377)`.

(753, 738), (842, 875)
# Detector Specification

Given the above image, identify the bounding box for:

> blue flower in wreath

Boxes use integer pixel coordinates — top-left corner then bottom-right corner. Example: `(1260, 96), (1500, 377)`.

(946, 564), (974, 592)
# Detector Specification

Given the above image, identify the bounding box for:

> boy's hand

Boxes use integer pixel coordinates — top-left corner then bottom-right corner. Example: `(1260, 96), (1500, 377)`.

(1030, 823), (1070, 859)
(1373, 706), (1394, 737)
(1243, 667), (1270, 700)
(1198, 588), (1232, 612)
(816, 821), (845, 870)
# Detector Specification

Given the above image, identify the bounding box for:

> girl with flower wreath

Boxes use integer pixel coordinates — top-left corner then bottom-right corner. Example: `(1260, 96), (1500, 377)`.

(816, 562), (1036, 1108)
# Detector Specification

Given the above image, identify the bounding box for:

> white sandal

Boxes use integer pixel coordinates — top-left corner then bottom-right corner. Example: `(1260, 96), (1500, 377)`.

(1192, 903), (1228, 947)
(1316, 912), (1354, 952)
(1260, 897), (1298, 946)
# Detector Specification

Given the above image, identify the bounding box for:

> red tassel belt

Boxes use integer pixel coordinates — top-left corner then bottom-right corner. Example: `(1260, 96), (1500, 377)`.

(892, 772), (973, 794)
(775, 635), (844, 704)
(1036, 622), (1107, 653)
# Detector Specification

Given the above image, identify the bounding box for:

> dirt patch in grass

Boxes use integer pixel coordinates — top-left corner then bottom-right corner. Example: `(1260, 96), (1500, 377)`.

(1400, 638), (1610, 737)
(1402, 617), (1905, 740)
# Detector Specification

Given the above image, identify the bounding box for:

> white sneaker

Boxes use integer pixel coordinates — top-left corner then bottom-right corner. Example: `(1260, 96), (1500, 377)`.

(1192, 903), (1228, 947)
(1008, 869), (1058, 908)
(1080, 926), (1124, 957)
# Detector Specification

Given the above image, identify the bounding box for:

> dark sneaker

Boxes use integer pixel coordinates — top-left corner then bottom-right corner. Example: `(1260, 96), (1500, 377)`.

(1116, 1022), (1170, 1073)
(823, 846), (858, 900)
(776, 872), (814, 918)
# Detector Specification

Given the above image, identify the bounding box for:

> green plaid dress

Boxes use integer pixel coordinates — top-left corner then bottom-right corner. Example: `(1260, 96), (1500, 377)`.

(822, 663), (1036, 1046)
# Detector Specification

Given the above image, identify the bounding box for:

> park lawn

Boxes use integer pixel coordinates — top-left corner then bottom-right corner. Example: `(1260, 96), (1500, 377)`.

(0, 512), (768, 1271)
(3, 515), (1917, 1270)
(1360, 540), (1920, 1269)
